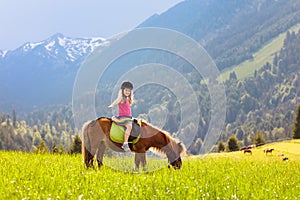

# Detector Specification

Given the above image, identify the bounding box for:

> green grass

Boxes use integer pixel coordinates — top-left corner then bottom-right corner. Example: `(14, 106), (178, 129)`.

(1, 140), (300, 199)
(219, 23), (300, 81)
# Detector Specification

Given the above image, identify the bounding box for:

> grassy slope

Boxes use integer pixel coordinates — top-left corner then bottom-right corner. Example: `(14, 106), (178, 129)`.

(218, 24), (300, 81)
(1, 140), (300, 199)
(208, 139), (300, 160)
(261, 139), (300, 156)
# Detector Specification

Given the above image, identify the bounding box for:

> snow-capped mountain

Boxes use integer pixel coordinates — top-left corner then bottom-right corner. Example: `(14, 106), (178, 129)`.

(0, 33), (107, 111)
(2, 33), (106, 63)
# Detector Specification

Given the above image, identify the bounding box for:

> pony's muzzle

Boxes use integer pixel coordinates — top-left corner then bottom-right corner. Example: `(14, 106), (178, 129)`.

(169, 157), (182, 170)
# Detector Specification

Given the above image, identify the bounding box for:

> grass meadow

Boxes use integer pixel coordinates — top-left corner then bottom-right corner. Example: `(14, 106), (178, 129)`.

(1, 140), (300, 200)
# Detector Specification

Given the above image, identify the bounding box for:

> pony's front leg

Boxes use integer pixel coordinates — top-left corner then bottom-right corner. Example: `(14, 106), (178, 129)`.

(141, 153), (147, 171)
(96, 141), (106, 169)
(134, 153), (146, 171)
(134, 153), (141, 170)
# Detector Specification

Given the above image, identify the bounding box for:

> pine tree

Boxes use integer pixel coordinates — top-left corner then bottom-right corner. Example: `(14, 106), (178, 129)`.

(292, 104), (300, 139)
(70, 134), (82, 154)
(254, 130), (265, 145)
(217, 141), (225, 153)
(227, 135), (239, 152)
(34, 139), (49, 154)
(59, 143), (65, 154)
(12, 109), (17, 128)
(51, 142), (59, 154)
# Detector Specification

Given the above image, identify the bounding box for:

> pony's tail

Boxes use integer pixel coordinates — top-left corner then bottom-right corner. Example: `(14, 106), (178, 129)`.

(82, 121), (92, 168)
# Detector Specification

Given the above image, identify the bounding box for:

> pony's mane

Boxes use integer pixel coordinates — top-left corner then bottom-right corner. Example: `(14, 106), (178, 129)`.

(142, 120), (186, 156)
(142, 120), (171, 137)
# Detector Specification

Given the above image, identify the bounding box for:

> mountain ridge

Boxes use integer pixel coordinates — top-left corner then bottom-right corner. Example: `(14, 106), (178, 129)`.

(1, 33), (106, 62)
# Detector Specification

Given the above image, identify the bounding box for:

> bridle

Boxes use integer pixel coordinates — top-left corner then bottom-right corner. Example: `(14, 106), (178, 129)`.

(168, 156), (182, 169)
(165, 142), (183, 169)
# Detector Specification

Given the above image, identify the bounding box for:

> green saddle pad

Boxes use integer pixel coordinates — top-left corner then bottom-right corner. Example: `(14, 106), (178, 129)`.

(110, 122), (140, 144)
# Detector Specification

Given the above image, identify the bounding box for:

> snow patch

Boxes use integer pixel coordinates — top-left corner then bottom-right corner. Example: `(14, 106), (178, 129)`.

(91, 37), (106, 43)
(22, 42), (43, 52)
(58, 37), (67, 46)
(45, 41), (56, 51)
(30, 42), (43, 49)
(1, 50), (8, 58)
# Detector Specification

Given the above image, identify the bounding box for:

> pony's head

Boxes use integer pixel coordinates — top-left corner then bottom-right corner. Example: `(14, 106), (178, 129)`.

(166, 140), (186, 170)
(141, 121), (186, 170)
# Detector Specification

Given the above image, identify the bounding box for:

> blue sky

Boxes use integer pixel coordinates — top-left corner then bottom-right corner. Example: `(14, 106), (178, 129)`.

(0, 0), (183, 50)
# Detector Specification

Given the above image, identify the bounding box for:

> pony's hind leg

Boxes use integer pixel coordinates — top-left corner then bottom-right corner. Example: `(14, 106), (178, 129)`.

(87, 153), (94, 168)
(82, 122), (94, 168)
(83, 119), (106, 169)
(83, 147), (94, 168)
(96, 141), (106, 168)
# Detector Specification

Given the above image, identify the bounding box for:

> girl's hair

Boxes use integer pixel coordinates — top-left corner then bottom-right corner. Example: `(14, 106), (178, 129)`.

(121, 81), (133, 90)
(119, 81), (133, 105)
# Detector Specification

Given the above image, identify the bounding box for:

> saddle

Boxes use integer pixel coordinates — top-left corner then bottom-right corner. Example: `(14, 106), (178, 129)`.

(110, 118), (142, 144)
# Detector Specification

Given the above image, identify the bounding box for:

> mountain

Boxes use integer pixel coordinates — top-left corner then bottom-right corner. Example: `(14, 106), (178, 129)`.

(138, 0), (300, 70)
(1, 0), (300, 112)
(0, 33), (106, 111)
(3, 33), (105, 62)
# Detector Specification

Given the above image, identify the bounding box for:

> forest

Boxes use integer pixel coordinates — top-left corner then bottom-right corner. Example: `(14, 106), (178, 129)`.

(0, 30), (300, 154)
(139, 0), (300, 71)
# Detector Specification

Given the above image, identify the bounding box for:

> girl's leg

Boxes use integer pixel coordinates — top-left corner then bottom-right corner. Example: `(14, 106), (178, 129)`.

(122, 123), (132, 152)
(124, 123), (132, 143)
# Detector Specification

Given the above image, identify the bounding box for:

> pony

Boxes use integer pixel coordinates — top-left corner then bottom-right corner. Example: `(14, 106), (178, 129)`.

(243, 149), (252, 155)
(81, 117), (186, 170)
(240, 146), (251, 151)
(240, 146), (249, 151)
(264, 148), (274, 155)
(282, 157), (288, 161)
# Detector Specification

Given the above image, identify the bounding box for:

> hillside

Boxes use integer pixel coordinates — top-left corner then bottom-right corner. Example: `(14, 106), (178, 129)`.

(220, 23), (300, 81)
(219, 29), (300, 146)
(139, 0), (300, 70)
(229, 139), (300, 156)
(262, 140), (300, 155)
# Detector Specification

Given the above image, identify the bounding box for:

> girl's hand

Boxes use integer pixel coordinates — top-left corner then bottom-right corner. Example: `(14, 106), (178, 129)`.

(108, 105), (113, 108)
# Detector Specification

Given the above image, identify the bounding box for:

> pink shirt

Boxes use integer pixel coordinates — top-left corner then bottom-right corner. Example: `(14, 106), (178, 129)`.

(118, 98), (131, 117)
